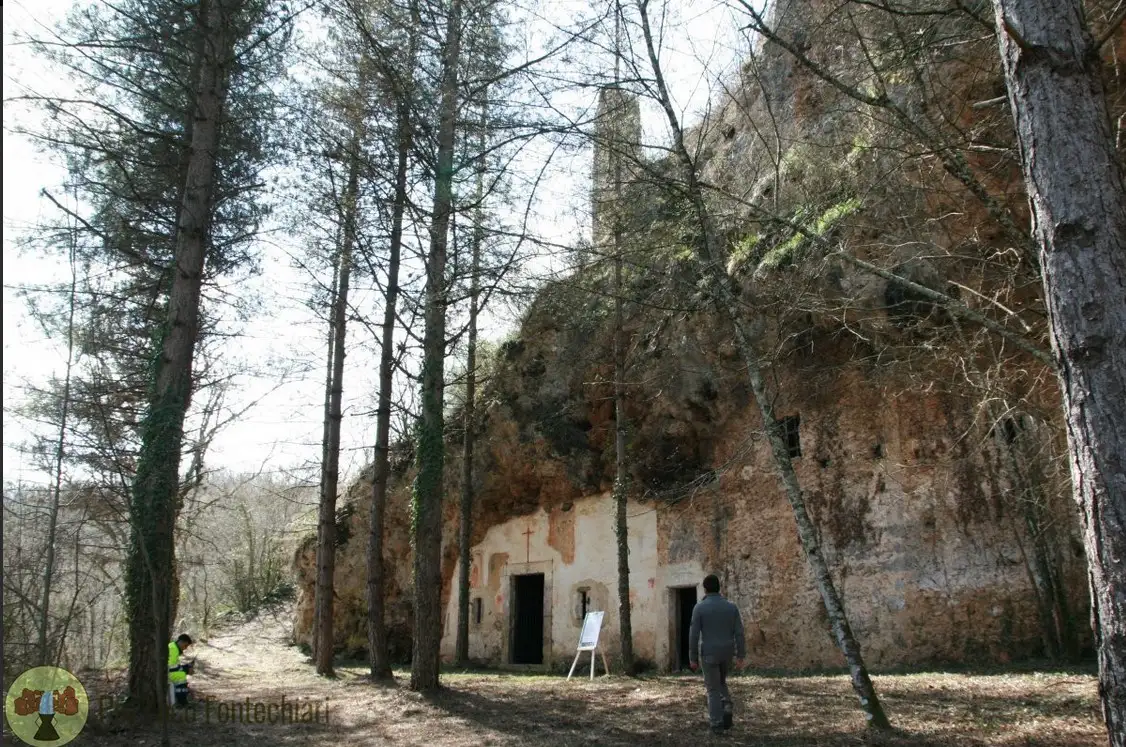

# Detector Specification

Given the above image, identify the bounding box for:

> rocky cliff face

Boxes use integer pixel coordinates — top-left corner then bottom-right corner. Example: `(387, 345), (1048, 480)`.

(292, 0), (1121, 666)
(293, 267), (1090, 666)
(292, 463), (415, 659)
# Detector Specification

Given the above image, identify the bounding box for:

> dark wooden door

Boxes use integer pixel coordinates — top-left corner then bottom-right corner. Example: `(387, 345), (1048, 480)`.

(676, 586), (698, 670)
(512, 574), (544, 664)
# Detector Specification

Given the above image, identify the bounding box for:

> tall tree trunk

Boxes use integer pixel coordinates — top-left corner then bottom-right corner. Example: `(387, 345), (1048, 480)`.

(39, 206), (79, 666)
(613, 236), (634, 674)
(610, 1), (635, 676)
(989, 0), (1126, 740)
(367, 0), (419, 682)
(411, 0), (463, 693)
(125, 0), (236, 716)
(314, 87), (367, 678)
(455, 95), (487, 668)
(636, 0), (890, 728)
(312, 228), (340, 666)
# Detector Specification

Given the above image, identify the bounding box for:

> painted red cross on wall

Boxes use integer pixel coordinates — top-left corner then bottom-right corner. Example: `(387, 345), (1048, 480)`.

(523, 524), (534, 563)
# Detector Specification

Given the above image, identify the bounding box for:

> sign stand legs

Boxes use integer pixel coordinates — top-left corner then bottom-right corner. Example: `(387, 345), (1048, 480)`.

(566, 646), (610, 680)
(591, 647), (610, 680)
(567, 650), (581, 680)
(569, 610), (608, 681)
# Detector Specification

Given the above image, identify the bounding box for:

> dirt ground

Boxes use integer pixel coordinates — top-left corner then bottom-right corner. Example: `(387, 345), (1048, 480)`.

(69, 607), (1104, 746)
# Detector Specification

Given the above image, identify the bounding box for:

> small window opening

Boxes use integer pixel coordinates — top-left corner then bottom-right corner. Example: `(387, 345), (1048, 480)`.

(777, 414), (802, 459)
(473, 597), (482, 625)
(578, 589), (590, 621)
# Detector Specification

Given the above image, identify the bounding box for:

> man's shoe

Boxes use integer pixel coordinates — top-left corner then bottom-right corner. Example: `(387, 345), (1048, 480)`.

(710, 726), (725, 735)
(723, 712), (733, 729)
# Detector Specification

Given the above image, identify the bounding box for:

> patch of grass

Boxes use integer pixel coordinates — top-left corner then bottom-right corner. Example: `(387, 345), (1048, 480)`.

(726, 232), (761, 275)
(757, 197), (861, 274)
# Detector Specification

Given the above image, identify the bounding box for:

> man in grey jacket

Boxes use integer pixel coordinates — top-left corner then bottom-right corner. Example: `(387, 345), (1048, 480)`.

(689, 574), (746, 734)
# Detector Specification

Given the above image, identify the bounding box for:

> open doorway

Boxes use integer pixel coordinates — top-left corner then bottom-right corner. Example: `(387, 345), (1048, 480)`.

(511, 573), (545, 664)
(671, 586), (698, 671)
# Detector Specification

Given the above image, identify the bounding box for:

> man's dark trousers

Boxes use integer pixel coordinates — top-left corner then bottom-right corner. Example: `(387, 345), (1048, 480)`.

(701, 655), (733, 729)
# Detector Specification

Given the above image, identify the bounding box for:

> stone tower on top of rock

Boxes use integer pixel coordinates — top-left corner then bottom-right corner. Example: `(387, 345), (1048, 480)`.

(590, 86), (641, 250)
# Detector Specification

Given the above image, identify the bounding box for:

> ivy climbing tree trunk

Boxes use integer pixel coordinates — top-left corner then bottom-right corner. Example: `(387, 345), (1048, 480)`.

(636, 0), (890, 729)
(456, 94), (487, 668)
(989, 0), (1126, 741)
(411, 0), (463, 693)
(313, 86), (366, 677)
(125, 0), (238, 715)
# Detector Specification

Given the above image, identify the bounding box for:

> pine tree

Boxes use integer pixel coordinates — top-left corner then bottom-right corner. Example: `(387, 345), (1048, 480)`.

(22, 0), (291, 714)
(988, 0), (1126, 739)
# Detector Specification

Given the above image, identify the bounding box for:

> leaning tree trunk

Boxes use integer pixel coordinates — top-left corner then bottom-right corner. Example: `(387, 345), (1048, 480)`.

(732, 322), (890, 730)
(636, 0), (890, 729)
(313, 93), (366, 678)
(125, 0), (236, 715)
(411, 0), (462, 693)
(989, 0), (1126, 741)
(455, 95), (487, 668)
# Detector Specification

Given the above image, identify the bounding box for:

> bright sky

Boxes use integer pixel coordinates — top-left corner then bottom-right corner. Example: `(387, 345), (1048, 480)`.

(2, 0), (747, 488)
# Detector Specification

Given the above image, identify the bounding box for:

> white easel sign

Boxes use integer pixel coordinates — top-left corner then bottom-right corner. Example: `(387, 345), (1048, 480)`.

(567, 610), (610, 680)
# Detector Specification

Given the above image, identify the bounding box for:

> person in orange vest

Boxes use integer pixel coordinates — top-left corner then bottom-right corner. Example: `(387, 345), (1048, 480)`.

(168, 633), (194, 707)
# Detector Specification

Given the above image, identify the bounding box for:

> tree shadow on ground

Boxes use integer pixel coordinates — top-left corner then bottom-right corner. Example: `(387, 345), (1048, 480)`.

(423, 679), (978, 747)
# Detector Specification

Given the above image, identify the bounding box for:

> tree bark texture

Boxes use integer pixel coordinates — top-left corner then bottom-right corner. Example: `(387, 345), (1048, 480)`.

(411, 0), (462, 693)
(990, 0), (1126, 740)
(126, 0), (236, 714)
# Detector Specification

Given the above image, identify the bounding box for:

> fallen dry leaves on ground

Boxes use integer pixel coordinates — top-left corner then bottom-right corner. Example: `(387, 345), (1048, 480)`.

(67, 607), (1103, 746)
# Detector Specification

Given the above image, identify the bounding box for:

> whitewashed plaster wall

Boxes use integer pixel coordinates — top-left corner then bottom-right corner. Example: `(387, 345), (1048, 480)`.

(440, 492), (674, 669)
